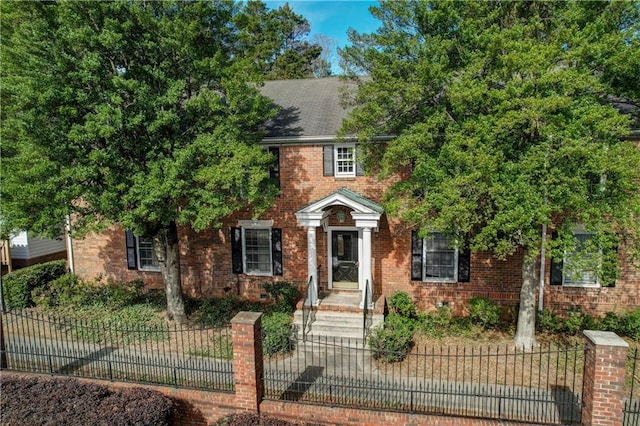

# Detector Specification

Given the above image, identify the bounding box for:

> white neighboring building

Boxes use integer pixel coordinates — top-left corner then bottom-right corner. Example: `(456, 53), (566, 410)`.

(6, 231), (67, 269)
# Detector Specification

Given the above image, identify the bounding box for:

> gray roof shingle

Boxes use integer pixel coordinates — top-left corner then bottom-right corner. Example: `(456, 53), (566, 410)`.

(260, 77), (355, 138)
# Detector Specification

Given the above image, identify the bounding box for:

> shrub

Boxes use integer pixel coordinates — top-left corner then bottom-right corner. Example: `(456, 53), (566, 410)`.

(197, 295), (247, 326)
(264, 282), (300, 314)
(32, 273), (85, 308)
(0, 374), (173, 425)
(536, 308), (563, 333)
(2, 260), (68, 309)
(564, 307), (592, 335)
(92, 278), (144, 308)
(620, 308), (640, 341)
(388, 291), (417, 319)
(262, 312), (292, 356)
(467, 297), (501, 329)
(368, 313), (415, 362)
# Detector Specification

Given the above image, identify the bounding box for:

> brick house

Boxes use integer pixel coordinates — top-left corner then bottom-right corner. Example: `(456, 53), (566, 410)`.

(71, 77), (639, 317)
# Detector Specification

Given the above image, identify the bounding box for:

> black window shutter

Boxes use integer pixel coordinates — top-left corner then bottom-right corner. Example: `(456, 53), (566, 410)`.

(125, 230), (137, 270)
(271, 228), (283, 276)
(457, 249), (471, 282)
(411, 231), (423, 281)
(269, 147), (280, 188)
(550, 231), (563, 285)
(231, 227), (243, 274)
(323, 145), (334, 176)
(355, 144), (364, 176)
(604, 245), (619, 288)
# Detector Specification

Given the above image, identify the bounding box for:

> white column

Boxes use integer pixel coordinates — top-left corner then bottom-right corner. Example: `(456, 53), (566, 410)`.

(307, 226), (319, 306)
(360, 227), (373, 309)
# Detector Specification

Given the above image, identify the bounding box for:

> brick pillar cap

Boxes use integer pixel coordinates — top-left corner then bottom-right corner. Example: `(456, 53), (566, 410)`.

(583, 330), (628, 347)
(231, 311), (263, 325)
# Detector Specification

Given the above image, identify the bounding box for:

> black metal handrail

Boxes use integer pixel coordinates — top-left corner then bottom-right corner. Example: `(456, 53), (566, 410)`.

(362, 279), (372, 341)
(302, 275), (313, 341)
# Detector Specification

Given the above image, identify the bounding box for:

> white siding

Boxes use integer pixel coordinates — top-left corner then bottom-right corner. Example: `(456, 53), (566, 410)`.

(10, 232), (66, 259)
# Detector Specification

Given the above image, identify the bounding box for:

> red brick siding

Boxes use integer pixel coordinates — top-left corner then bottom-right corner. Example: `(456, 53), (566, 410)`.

(71, 144), (640, 316)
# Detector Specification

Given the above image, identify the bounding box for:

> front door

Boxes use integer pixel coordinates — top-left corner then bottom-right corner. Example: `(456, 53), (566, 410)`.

(331, 230), (359, 289)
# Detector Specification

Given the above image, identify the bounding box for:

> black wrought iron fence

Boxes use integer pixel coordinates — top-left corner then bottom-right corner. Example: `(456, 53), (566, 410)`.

(625, 347), (640, 426)
(264, 336), (583, 425)
(0, 309), (234, 392)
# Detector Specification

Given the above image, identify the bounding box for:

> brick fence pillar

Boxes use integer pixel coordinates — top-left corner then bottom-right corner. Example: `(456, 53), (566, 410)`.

(231, 311), (264, 413)
(582, 330), (628, 426)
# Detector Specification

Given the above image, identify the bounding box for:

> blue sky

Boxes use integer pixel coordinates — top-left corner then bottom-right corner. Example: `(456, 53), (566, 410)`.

(265, 1), (381, 74)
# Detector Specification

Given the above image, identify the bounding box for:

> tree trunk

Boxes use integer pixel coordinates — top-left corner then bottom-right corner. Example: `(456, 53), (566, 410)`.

(152, 222), (187, 324)
(514, 249), (537, 351)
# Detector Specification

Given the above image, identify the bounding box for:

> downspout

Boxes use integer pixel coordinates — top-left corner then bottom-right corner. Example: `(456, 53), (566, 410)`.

(65, 215), (75, 274)
(538, 224), (547, 312)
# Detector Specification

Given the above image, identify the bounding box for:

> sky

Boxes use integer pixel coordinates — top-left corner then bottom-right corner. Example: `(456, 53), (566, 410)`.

(265, 1), (381, 74)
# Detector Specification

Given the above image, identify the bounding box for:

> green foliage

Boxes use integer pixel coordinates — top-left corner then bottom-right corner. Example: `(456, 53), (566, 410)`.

(32, 275), (144, 310)
(620, 309), (640, 341)
(340, 0), (640, 345)
(368, 313), (415, 362)
(388, 291), (417, 319)
(2, 260), (68, 309)
(196, 295), (264, 327)
(264, 282), (300, 314)
(467, 297), (501, 329)
(536, 309), (563, 334)
(565, 307), (594, 336)
(262, 312), (292, 356)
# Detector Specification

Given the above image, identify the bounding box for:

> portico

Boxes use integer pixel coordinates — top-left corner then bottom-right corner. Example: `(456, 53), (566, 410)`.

(295, 188), (383, 309)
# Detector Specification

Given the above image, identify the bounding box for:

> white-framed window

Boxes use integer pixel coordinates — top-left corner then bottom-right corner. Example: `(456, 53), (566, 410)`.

(243, 228), (272, 275)
(334, 144), (355, 177)
(231, 220), (283, 276)
(137, 237), (160, 271)
(412, 231), (470, 283)
(424, 232), (458, 282)
(562, 230), (599, 287)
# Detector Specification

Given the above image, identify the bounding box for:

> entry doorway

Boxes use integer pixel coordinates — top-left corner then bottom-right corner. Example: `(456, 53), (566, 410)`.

(331, 230), (359, 290)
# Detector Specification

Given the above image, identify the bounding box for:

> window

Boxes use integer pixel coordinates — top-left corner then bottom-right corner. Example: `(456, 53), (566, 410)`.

(231, 221), (283, 276)
(551, 229), (599, 287)
(136, 237), (159, 270)
(125, 230), (159, 271)
(335, 145), (355, 177)
(411, 231), (471, 282)
(266, 146), (280, 188)
(323, 144), (364, 177)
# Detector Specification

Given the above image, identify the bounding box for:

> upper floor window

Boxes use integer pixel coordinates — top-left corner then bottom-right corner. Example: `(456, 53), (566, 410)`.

(231, 220), (283, 276)
(125, 230), (159, 272)
(411, 231), (471, 283)
(323, 144), (364, 177)
(335, 145), (355, 177)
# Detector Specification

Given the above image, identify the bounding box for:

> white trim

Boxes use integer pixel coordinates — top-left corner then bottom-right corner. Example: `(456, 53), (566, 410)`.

(241, 227), (273, 276)
(238, 219), (274, 228)
(136, 236), (160, 272)
(334, 144), (356, 177)
(421, 232), (458, 283)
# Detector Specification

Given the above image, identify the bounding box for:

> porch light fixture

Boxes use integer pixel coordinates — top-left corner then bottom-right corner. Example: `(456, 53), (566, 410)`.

(336, 210), (346, 223)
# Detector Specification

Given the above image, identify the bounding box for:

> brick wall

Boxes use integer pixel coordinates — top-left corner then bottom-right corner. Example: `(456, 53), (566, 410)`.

(71, 143), (639, 317)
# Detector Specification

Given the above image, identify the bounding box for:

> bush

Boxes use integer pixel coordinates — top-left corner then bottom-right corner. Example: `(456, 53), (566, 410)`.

(262, 312), (292, 356)
(468, 297), (501, 329)
(620, 308), (640, 341)
(2, 260), (68, 309)
(32, 273), (84, 308)
(197, 295), (250, 326)
(0, 374), (173, 425)
(368, 313), (415, 362)
(388, 291), (417, 319)
(565, 307), (591, 335)
(536, 308), (563, 333)
(264, 282), (300, 314)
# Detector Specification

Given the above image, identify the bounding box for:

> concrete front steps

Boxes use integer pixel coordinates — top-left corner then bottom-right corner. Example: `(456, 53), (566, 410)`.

(292, 309), (384, 342)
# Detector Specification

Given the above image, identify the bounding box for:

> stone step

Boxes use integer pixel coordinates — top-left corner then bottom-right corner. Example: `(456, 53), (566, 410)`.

(292, 310), (384, 341)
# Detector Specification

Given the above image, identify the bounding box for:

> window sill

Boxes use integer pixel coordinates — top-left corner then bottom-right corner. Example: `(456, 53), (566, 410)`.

(562, 283), (600, 288)
(138, 267), (161, 273)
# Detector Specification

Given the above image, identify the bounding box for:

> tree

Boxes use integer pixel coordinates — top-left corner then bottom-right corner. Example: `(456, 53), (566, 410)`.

(234, 1), (322, 79)
(340, 0), (640, 349)
(1, 1), (283, 323)
(311, 34), (337, 77)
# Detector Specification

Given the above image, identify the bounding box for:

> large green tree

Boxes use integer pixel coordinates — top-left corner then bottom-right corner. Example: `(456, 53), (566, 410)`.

(0, 1), (290, 323)
(234, 1), (323, 79)
(340, 0), (640, 348)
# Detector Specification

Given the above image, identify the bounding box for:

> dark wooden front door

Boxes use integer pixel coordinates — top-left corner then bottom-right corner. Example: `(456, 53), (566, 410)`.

(332, 230), (358, 287)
